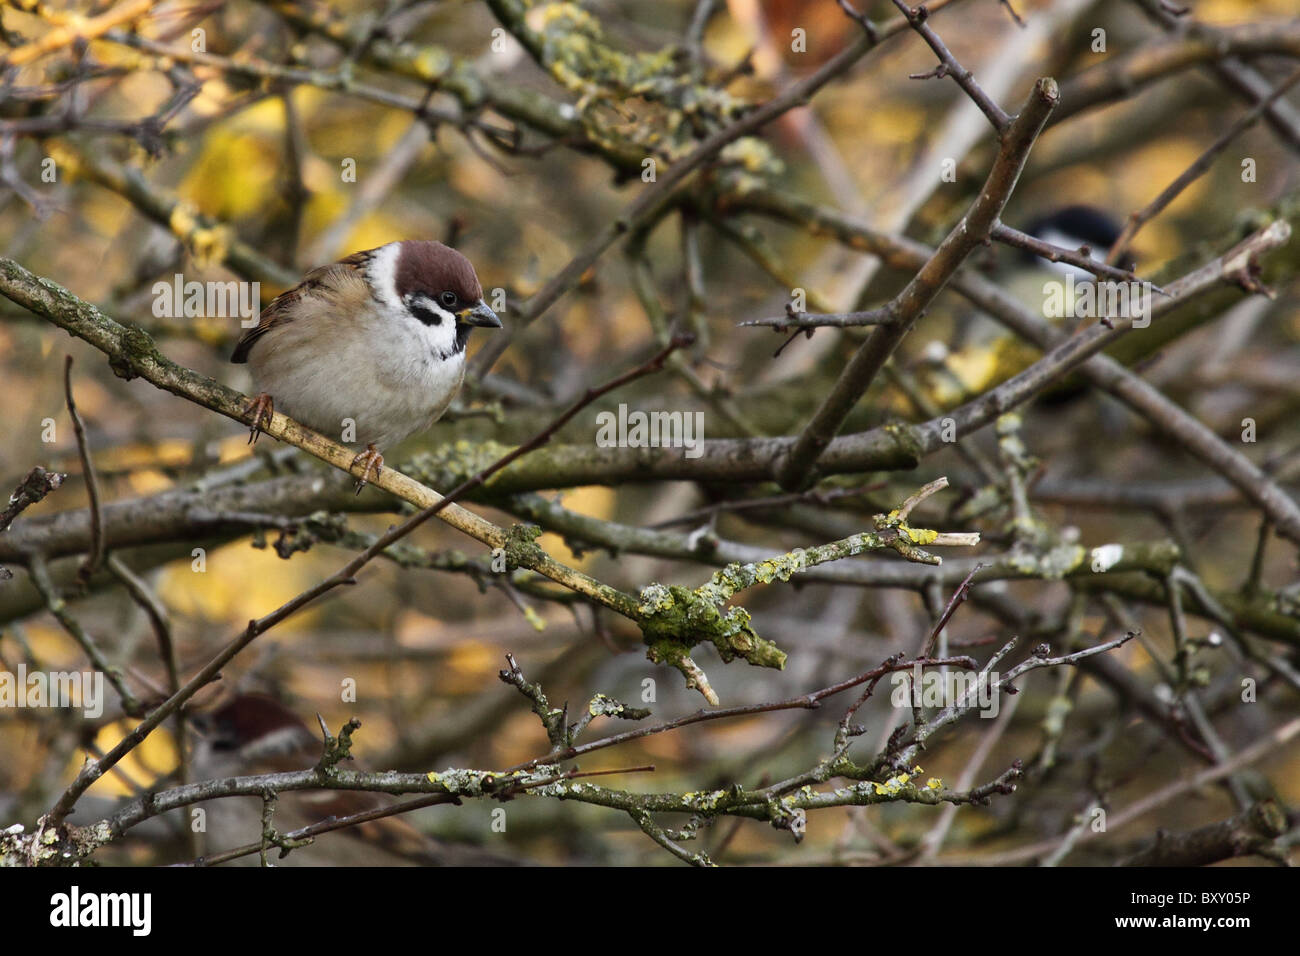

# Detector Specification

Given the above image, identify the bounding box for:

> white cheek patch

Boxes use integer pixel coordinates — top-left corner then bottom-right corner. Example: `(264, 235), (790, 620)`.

(397, 294), (463, 360)
(368, 241), (405, 315)
(369, 244), (464, 360)
(406, 292), (456, 327)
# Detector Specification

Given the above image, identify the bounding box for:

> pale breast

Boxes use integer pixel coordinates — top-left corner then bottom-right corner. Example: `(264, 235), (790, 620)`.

(246, 294), (466, 449)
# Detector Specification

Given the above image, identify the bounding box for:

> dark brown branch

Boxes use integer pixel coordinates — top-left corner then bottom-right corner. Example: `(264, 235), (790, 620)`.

(503, 653), (978, 773)
(923, 563), (984, 656)
(471, 0), (930, 373)
(0, 467), (65, 536)
(63, 356), (105, 585)
(1119, 800), (1287, 866)
(1052, 20), (1300, 129)
(736, 189), (1300, 544)
(1107, 65), (1300, 264)
(0, 467), (65, 578)
(990, 223), (1149, 287)
(891, 0), (1011, 131)
(774, 76), (1058, 490)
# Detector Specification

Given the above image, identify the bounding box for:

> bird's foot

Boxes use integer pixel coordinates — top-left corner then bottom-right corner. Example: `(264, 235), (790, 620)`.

(350, 444), (384, 494)
(244, 392), (274, 444)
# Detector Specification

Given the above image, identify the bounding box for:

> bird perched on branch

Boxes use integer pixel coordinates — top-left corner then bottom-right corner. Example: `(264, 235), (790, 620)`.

(232, 240), (502, 490)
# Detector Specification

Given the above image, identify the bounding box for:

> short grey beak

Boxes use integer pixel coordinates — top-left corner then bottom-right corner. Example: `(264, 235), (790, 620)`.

(460, 300), (502, 328)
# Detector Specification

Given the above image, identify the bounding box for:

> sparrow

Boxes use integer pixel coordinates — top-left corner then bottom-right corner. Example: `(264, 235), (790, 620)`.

(232, 240), (502, 490)
(189, 694), (522, 866)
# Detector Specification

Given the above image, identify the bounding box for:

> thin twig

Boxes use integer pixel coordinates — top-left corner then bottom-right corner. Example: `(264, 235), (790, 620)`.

(27, 554), (142, 717)
(923, 562), (984, 656)
(504, 653), (976, 773)
(63, 356), (106, 585)
(891, 0), (1011, 131)
(774, 76), (1058, 490)
(991, 223), (1154, 288)
(1106, 65), (1300, 265)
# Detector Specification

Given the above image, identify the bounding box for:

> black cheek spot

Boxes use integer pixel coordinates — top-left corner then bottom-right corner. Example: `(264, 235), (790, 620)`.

(410, 302), (442, 326)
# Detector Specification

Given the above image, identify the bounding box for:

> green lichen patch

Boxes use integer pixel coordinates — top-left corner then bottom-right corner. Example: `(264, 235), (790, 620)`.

(502, 523), (546, 571)
(587, 693), (651, 721)
(403, 439), (515, 490)
(638, 583), (787, 671)
(523, 1), (751, 163)
(1009, 541), (1087, 579)
(426, 765), (561, 797)
(634, 500), (974, 698)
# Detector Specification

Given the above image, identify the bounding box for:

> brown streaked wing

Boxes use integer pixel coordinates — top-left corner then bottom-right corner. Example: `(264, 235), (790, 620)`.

(230, 249), (373, 364)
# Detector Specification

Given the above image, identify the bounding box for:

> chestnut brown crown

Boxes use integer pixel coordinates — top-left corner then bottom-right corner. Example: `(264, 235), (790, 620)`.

(394, 239), (483, 312)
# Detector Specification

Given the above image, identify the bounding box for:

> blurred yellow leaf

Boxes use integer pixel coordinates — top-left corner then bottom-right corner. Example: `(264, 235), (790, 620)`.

(440, 639), (500, 693)
(82, 723), (177, 798)
(157, 540), (324, 628)
(539, 485), (615, 568)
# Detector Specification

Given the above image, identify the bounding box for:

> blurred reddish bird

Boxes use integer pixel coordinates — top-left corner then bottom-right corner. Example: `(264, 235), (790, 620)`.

(190, 694), (520, 867)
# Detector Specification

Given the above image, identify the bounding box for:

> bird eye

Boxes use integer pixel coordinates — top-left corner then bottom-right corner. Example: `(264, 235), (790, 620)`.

(439, 291), (458, 309)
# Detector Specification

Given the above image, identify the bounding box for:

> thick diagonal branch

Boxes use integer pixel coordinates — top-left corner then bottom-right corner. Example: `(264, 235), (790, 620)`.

(774, 77), (1058, 489)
